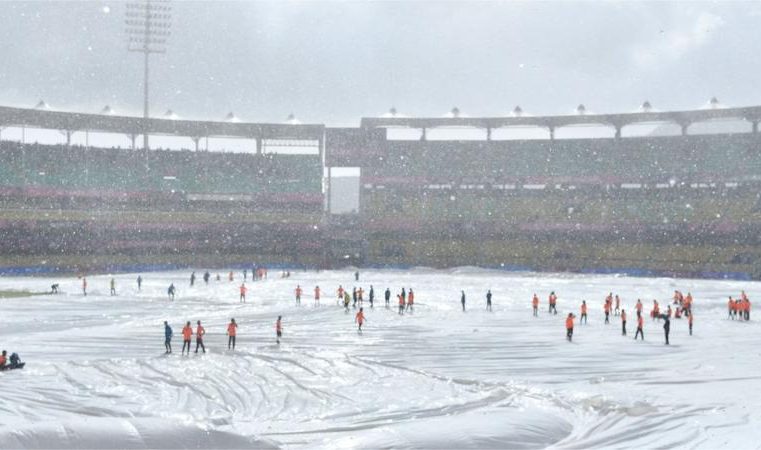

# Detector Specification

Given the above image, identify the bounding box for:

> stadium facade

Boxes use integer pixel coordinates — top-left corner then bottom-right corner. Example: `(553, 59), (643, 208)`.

(1, 104), (761, 279)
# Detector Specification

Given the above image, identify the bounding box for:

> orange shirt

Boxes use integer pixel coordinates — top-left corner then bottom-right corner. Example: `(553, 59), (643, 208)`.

(356, 311), (365, 324)
(604, 302), (611, 313)
(239, 285), (247, 295)
(565, 316), (574, 329)
(532, 296), (539, 307)
(637, 316), (644, 328)
(729, 300), (735, 311)
(408, 292), (414, 304)
(0, 355), (5, 366)
(276, 320), (282, 332)
(338, 288), (344, 297)
(227, 323), (237, 336)
(621, 311), (627, 322)
(398, 295), (404, 305)
(182, 326), (192, 340)
(196, 325), (205, 339)
(636, 302), (643, 312)
(581, 304), (587, 314)
(295, 287), (302, 297)
(314, 287), (320, 299)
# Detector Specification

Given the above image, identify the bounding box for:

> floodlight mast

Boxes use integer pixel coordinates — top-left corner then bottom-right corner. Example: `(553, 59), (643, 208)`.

(125, 0), (171, 151)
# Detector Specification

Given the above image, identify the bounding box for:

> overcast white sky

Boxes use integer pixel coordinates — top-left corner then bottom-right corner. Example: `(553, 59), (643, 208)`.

(0, 1), (759, 125)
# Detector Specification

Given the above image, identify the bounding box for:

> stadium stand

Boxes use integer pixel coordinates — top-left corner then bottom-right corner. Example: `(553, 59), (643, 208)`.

(335, 124), (761, 279)
(0, 138), (325, 271)
(3, 103), (761, 278)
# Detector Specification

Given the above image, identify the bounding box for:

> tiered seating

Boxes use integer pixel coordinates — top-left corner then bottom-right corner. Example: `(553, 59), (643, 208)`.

(0, 140), (325, 268)
(362, 134), (761, 184)
(362, 189), (761, 228)
(0, 142), (322, 195)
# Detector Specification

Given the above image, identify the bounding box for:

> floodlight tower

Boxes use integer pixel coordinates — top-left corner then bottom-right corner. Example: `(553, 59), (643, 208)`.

(125, 0), (171, 151)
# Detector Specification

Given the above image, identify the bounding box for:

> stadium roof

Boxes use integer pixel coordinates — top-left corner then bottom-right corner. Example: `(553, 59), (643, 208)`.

(360, 105), (761, 132)
(0, 105), (324, 140)
(2, 103), (761, 139)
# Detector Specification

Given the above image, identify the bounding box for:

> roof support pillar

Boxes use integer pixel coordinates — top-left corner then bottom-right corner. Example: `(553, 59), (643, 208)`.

(191, 136), (200, 152)
(753, 120), (759, 134)
(680, 122), (690, 136)
(548, 126), (555, 140)
(486, 127), (492, 141)
(614, 125), (622, 139)
(326, 166), (332, 214)
(420, 127), (427, 141)
(255, 137), (263, 154)
(128, 133), (137, 151)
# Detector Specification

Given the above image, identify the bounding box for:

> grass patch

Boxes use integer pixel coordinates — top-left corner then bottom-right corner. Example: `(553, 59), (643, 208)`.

(0, 290), (47, 298)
